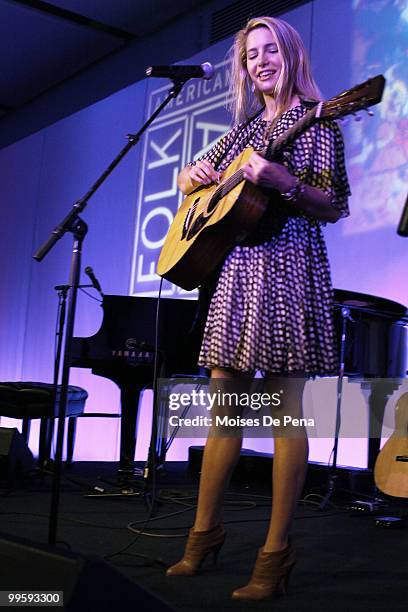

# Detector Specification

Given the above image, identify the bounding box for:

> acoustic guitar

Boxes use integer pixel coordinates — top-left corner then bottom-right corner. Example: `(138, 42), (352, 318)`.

(157, 75), (385, 291)
(374, 392), (408, 498)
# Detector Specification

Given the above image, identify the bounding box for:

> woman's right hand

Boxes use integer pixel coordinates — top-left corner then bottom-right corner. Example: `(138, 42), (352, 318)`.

(178, 160), (220, 194)
(189, 160), (220, 186)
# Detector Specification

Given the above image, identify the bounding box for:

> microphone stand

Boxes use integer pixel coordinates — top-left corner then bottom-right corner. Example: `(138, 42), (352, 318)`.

(397, 192), (408, 236)
(33, 78), (188, 546)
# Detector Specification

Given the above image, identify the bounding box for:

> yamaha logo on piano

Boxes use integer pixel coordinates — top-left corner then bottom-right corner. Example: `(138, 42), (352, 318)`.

(111, 349), (154, 363)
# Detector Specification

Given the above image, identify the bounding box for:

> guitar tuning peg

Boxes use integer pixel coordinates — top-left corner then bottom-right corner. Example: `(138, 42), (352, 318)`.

(352, 112), (362, 122)
(364, 108), (374, 116)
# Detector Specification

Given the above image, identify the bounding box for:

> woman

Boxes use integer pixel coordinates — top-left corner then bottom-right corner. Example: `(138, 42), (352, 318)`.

(166, 15), (350, 600)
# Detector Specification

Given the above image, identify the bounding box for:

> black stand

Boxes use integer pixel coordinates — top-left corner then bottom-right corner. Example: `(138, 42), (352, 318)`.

(319, 307), (352, 510)
(48, 217), (87, 544)
(38, 284), (69, 470)
(397, 193), (408, 236)
(33, 79), (188, 546)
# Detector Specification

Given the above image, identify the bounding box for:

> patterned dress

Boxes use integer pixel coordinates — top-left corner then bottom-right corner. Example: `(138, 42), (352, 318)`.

(194, 103), (350, 376)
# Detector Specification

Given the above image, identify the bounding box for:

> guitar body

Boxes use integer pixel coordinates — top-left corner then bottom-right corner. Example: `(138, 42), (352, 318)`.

(374, 392), (408, 497)
(157, 147), (268, 290)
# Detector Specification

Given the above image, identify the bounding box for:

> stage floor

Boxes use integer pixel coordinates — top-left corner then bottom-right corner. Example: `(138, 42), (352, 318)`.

(1, 461), (407, 611)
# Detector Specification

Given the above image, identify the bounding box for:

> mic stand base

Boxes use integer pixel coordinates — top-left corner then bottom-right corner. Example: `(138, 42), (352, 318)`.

(318, 472), (339, 510)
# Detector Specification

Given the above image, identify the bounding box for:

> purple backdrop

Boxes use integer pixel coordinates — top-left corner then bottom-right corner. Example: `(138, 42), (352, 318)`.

(0, 0), (407, 468)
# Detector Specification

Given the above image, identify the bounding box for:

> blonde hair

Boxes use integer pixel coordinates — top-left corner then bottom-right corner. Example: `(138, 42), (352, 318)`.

(227, 16), (322, 124)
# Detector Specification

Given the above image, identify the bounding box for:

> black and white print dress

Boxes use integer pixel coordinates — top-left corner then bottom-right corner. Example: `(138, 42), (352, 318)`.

(194, 104), (350, 375)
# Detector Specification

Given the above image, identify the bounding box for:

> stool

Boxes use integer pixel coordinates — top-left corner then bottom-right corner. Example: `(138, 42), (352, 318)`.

(0, 382), (88, 466)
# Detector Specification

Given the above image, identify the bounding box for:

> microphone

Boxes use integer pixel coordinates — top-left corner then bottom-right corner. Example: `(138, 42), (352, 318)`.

(84, 266), (104, 296)
(145, 62), (214, 81)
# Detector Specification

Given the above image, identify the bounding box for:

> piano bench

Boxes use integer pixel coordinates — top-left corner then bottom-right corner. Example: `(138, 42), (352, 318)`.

(0, 382), (88, 467)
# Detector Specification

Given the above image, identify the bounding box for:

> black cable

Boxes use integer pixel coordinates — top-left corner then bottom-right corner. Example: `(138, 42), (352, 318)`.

(78, 287), (103, 302)
(106, 552), (167, 569)
(0, 510), (128, 530)
(164, 380), (207, 452)
(0, 497), (350, 554)
(327, 447), (334, 468)
(105, 279), (164, 561)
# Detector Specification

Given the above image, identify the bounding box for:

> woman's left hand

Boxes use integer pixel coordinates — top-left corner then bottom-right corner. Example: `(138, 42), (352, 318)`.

(242, 152), (296, 193)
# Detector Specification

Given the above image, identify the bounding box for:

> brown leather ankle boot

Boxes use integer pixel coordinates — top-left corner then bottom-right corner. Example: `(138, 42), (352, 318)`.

(166, 524), (226, 576)
(231, 539), (295, 600)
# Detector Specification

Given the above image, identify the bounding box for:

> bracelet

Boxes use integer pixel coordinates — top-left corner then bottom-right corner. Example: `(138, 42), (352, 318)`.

(280, 177), (305, 202)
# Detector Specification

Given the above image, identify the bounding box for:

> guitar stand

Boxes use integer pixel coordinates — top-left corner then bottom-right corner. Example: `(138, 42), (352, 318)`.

(318, 307), (395, 510)
(319, 306), (352, 510)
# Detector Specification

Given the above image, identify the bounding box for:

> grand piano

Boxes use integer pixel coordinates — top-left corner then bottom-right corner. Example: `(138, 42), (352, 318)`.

(333, 289), (408, 468)
(71, 295), (201, 471)
(71, 290), (408, 471)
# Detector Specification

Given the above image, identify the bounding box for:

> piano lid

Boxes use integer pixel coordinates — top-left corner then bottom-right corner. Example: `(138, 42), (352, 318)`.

(334, 289), (408, 320)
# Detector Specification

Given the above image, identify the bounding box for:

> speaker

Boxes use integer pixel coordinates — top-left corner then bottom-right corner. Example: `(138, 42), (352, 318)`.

(0, 532), (175, 611)
(0, 427), (33, 482)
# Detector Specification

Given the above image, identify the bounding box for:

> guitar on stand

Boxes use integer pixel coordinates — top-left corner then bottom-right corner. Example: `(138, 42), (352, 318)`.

(374, 392), (408, 498)
(373, 187), (408, 500)
(157, 75), (385, 290)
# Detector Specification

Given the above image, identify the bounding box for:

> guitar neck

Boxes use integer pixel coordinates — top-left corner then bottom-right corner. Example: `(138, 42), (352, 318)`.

(217, 105), (319, 198)
(214, 74), (385, 194)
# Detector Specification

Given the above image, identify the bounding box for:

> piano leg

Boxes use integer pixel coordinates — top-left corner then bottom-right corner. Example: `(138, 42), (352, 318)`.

(119, 386), (143, 471)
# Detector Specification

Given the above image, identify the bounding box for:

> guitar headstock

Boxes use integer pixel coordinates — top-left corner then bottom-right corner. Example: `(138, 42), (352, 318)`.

(320, 75), (385, 121)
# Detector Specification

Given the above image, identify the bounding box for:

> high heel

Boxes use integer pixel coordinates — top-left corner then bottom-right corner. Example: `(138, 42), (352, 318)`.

(166, 524), (226, 576)
(231, 538), (295, 600)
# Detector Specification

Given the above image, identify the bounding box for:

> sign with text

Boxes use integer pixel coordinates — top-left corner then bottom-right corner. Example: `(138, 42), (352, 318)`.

(130, 53), (232, 297)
